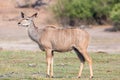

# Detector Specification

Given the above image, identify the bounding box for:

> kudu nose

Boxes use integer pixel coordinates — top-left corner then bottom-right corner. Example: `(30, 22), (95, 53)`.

(18, 22), (20, 25)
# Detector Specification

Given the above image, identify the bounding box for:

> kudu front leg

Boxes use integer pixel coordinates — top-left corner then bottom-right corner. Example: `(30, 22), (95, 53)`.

(46, 49), (54, 78)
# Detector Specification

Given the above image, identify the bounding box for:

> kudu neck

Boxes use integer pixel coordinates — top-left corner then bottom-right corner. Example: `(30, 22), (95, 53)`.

(27, 21), (39, 43)
(28, 21), (38, 29)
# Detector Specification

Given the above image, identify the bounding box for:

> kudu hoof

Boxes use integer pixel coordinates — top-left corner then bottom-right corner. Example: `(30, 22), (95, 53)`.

(46, 74), (54, 78)
(77, 76), (81, 78)
(90, 76), (93, 79)
(51, 76), (54, 78)
(46, 74), (50, 78)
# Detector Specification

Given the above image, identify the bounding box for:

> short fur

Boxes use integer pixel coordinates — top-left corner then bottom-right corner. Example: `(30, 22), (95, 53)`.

(72, 47), (85, 63)
(18, 12), (93, 78)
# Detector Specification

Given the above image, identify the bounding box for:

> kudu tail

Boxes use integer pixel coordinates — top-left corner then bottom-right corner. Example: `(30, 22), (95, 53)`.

(72, 47), (85, 63)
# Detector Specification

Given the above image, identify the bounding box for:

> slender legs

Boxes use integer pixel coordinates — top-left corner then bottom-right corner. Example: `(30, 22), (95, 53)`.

(46, 49), (54, 78)
(77, 49), (93, 78)
(45, 48), (93, 78)
(83, 50), (93, 78)
(78, 62), (84, 78)
(50, 52), (54, 77)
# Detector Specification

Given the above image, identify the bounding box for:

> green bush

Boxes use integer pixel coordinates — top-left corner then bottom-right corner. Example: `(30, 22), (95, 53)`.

(110, 3), (120, 31)
(53, 0), (120, 26)
(65, 0), (92, 19)
(53, 0), (93, 26)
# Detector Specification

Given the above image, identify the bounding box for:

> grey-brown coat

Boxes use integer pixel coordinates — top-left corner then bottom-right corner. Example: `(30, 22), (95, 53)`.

(18, 12), (93, 78)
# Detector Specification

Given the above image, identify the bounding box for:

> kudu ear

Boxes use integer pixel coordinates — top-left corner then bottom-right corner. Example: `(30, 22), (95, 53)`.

(21, 12), (24, 18)
(31, 13), (38, 18)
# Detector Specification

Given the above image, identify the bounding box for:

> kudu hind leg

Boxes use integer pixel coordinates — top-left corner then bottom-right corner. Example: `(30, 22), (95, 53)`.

(73, 47), (85, 78)
(82, 49), (93, 78)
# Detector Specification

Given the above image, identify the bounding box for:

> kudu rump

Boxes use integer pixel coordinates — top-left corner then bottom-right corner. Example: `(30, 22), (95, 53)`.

(18, 12), (93, 78)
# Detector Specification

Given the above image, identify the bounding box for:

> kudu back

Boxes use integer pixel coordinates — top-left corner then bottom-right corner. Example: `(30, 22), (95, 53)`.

(18, 12), (93, 78)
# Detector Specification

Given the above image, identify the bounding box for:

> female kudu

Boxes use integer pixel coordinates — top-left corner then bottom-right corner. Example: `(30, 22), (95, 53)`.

(18, 12), (93, 78)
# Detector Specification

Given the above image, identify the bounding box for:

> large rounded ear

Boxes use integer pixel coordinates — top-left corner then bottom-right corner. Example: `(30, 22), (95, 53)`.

(21, 12), (24, 18)
(31, 13), (38, 18)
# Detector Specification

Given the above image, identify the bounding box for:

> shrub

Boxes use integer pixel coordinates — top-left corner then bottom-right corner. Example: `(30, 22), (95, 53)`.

(53, 0), (93, 26)
(110, 3), (120, 31)
(53, 0), (120, 26)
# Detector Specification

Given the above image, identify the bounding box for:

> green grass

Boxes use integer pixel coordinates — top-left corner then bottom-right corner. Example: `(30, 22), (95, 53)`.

(0, 50), (120, 80)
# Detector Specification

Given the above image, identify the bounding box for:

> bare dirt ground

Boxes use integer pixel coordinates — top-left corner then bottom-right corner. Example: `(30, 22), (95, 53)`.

(0, 0), (120, 53)
(87, 26), (120, 53)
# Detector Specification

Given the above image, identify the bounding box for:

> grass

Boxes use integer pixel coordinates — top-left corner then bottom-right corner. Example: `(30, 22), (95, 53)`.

(0, 50), (120, 80)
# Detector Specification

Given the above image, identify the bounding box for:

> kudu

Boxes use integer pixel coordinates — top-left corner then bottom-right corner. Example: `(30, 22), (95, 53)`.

(18, 12), (93, 78)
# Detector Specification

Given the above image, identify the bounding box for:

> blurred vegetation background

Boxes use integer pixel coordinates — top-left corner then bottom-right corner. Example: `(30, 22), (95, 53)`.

(0, 0), (120, 31)
(52, 0), (120, 31)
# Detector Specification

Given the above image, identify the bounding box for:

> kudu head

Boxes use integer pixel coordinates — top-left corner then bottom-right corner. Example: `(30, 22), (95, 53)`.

(18, 12), (37, 27)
